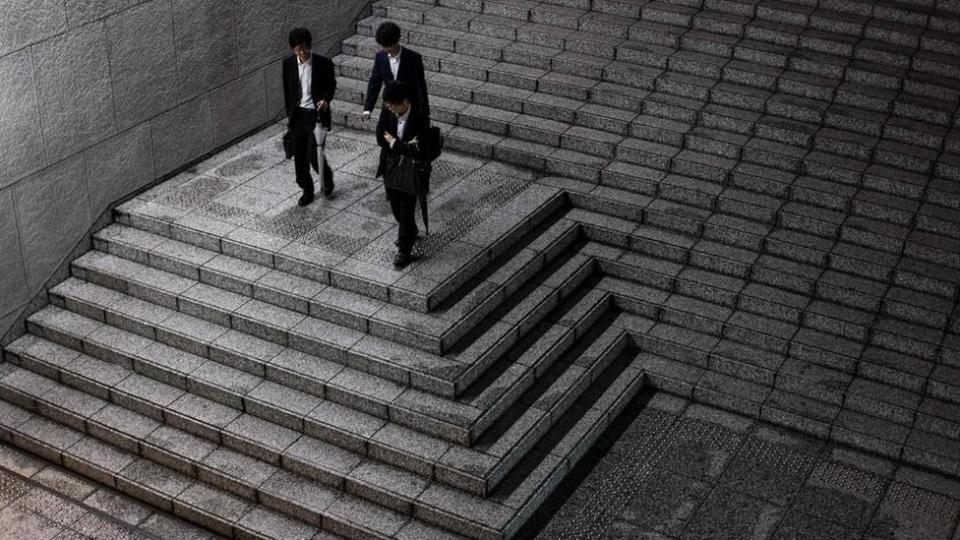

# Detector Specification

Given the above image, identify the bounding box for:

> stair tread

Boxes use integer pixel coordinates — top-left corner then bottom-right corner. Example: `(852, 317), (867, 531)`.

(0, 385), (427, 540)
(2, 333), (642, 538)
(30, 265), (641, 481)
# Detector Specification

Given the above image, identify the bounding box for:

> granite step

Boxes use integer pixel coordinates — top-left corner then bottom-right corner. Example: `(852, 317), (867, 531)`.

(0, 397), (355, 540)
(642, 0), (956, 70)
(1, 335), (644, 539)
(58, 242), (627, 446)
(65, 250), (465, 400)
(48, 221), (948, 470)
(562, 202), (956, 339)
(623, 340), (956, 473)
(80, 217), (618, 399)
(43, 274), (476, 447)
(334, 55), (948, 207)
(336, 100), (909, 235)
(334, 43), (940, 198)
(573, 177), (960, 287)
(345, 18), (958, 130)
(25, 276), (634, 498)
(355, 14), (942, 112)
(0, 361), (437, 539)
(495, 239), (951, 426)
(358, 5), (960, 106)
(85, 217), (577, 357)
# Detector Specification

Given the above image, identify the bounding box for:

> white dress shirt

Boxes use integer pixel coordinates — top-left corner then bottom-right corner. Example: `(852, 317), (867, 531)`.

(297, 55), (313, 109)
(389, 47), (401, 79)
(391, 108), (410, 149)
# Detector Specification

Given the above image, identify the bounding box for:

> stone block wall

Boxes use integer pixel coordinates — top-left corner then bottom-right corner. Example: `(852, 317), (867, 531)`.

(0, 0), (371, 340)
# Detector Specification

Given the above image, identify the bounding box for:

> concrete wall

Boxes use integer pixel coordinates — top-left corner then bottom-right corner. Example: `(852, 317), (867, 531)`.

(0, 0), (370, 340)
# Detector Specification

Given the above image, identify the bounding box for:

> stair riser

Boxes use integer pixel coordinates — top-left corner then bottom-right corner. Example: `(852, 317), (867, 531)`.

(337, 103), (944, 271)
(66, 261), (456, 398)
(0, 386), (486, 540)
(353, 10), (957, 108)
(480, 328), (630, 493)
(0, 418), (301, 540)
(1, 345), (491, 512)
(583, 224), (952, 352)
(101, 214), (582, 402)
(470, 253), (605, 438)
(3, 332), (652, 539)
(41, 271), (644, 498)
(342, 31), (948, 165)
(339, 57), (942, 167)
(40, 289), (475, 448)
(116, 198), (567, 323)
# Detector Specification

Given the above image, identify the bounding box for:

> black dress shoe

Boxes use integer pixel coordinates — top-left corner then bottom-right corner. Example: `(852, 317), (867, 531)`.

(393, 251), (413, 268)
(298, 193), (314, 206)
(321, 173), (335, 197)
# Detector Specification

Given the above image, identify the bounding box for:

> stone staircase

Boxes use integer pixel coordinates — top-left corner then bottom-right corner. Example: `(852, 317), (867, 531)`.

(2, 0), (960, 539)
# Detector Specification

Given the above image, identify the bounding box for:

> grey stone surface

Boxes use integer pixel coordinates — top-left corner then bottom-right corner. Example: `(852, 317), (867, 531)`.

(150, 95), (215, 177)
(34, 21), (115, 162)
(0, 190), (29, 318)
(13, 156), (92, 292)
(210, 69), (270, 148)
(84, 124), (156, 220)
(171, 0), (236, 101)
(102, 1), (179, 130)
(0, 48), (46, 189)
(64, 0), (142, 28)
(235, 0), (288, 74)
(0, 0), (67, 56)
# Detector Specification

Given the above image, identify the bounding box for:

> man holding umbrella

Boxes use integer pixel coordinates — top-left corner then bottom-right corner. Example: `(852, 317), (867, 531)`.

(376, 81), (430, 268)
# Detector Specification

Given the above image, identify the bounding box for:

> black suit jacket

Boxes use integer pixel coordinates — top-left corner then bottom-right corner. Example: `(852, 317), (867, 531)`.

(282, 53), (336, 129)
(376, 108), (430, 179)
(365, 47), (430, 116)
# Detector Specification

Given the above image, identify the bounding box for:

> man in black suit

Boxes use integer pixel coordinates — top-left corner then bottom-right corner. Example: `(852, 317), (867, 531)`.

(376, 82), (429, 268)
(283, 27), (336, 206)
(362, 22), (430, 123)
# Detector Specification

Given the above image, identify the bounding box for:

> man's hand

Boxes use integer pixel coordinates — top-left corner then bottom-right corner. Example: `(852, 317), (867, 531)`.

(383, 132), (395, 145)
(316, 100), (329, 111)
(362, 110), (371, 123)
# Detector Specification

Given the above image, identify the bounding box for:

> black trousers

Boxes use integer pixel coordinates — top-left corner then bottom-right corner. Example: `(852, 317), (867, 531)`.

(386, 187), (418, 254)
(290, 107), (333, 195)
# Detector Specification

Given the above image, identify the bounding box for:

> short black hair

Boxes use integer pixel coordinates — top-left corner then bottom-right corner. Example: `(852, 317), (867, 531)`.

(288, 27), (312, 49)
(375, 22), (401, 47)
(383, 81), (409, 105)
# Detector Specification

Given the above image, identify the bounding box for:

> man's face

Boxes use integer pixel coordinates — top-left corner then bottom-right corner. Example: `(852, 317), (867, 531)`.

(385, 99), (410, 117)
(383, 43), (401, 57)
(292, 44), (311, 63)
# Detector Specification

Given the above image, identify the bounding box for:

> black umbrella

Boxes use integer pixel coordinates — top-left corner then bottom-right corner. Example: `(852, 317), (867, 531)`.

(418, 192), (429, 235)
(416, 161), (432, 235)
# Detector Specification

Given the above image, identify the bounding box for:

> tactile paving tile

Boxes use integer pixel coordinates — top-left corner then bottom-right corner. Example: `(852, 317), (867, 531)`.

(246, 206), (337, 241)
(299, 211), (391, 257)
(210, 152), (273, 180)
(155, 176), (235, 212)
(867, 481), (960, 540)
(423, 158), (484, 194)
(324, 137), (377, 169)
(199, 201), (259, 227)
(671, 416), (743, 453)
(0, 469), (30, 507)
(353, 168), (529, 265)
